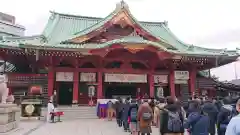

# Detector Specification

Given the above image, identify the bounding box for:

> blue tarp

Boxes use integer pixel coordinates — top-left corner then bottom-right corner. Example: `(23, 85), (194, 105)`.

(97, 103), (107, 117)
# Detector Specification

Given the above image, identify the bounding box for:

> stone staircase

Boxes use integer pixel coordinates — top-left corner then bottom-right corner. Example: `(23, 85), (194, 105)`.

(41, 106), (98, 120)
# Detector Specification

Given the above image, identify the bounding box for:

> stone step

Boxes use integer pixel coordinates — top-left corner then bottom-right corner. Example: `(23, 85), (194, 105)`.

(40, 106), (98, 120)
(41, 106), (96, 111)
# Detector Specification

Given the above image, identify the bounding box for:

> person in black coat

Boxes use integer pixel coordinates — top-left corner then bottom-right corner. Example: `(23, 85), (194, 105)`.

(128, 99), (139, 135)
(122, 99), (131, 131)
(116, 99), (123, 127)
(202, 99), (218, 135)
(217, 97), (235, 135)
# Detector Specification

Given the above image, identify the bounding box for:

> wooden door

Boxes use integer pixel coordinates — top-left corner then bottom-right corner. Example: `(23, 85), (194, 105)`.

(79, 83), (88, 105)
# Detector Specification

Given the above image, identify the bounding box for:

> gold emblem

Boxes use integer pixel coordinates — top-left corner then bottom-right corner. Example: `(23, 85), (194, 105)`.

(25, 104), (35, 116)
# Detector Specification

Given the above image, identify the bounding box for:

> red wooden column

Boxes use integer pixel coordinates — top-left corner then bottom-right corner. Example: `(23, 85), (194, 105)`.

(169, 70), (176, 97)
(148, 73), (154, 98)
(48, 67), (54, 97)
(73, 70), (79, 104)
(97, 71), (103, 99)
(189, 68), (196, 98)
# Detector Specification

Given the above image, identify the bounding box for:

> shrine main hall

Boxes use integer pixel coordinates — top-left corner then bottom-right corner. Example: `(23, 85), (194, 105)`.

(0, 1), (238, 105)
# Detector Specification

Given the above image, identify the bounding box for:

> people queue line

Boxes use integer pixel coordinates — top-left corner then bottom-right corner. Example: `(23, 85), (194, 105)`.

(106, 96), (240, 135)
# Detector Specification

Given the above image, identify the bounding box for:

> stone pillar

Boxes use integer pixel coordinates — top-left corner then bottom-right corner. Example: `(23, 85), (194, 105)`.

(48, 67), (54, 97)
(169, 70), (175, 97)
(148, 74), (154, 98)
(97, 71), (103, 99)
(189, 68), (196, 98)
(73, 71), (79, 104)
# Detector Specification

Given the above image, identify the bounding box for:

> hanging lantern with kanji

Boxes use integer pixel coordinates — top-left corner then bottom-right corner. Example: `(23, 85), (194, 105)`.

(29, 85), (43, 95)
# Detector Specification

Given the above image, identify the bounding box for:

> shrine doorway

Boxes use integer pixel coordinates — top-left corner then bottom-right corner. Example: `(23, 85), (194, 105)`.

(104, 83), (137, 99)
(58, 82), (73, 105)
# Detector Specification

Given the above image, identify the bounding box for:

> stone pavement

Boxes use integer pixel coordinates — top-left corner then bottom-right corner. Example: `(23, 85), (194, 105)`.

(7, 119), (161, 135)
(5, 120), (45, 135)
(7, 119), (195, 135)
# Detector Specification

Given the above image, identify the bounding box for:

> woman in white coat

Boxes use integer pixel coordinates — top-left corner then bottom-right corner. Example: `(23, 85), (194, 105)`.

(47, 99), (55, 122)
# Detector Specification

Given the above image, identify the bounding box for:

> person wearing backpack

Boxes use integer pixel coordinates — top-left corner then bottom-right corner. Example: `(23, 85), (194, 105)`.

(128, 99), (139, 135)
(217, 97), (235, 135)
(159, 96), (184, 135)
(183, 100), (210, 135)
(137, 99), (153, 135)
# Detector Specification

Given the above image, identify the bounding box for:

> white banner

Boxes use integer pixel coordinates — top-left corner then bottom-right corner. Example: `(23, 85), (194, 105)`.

(156, 87), (164, 97)
(174, 79), (188, 84)
(56, 72), (73, 82)
(105, 73), (147, 83)
(80, 72), (96, 82)
(154, 75), (168, 83)
(174, 71), (189, 80)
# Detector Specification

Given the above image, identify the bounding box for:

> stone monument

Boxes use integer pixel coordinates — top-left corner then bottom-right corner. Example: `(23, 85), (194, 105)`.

(0, 75), (20, 133)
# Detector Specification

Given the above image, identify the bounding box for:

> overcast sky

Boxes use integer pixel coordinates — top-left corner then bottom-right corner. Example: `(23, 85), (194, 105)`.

(0, 0), (239, 81)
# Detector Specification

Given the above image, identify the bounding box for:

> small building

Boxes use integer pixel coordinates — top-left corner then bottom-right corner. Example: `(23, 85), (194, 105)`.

(0, 12), (25, 37)
(0, 1), (239, 105)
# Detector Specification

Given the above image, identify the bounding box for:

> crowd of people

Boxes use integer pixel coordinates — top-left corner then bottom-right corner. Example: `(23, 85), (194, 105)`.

(106, 96), (240, 135)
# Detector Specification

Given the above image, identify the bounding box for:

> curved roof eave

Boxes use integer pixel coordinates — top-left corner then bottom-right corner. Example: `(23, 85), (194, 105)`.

(0, 42), (21, 50)
(172, 52), (237, 57)
(94, 38), (169, 51)
(160, 23), (240, 56)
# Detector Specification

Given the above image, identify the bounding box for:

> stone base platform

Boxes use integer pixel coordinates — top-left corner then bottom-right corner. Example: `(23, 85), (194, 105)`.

(0, 104), (20, 133)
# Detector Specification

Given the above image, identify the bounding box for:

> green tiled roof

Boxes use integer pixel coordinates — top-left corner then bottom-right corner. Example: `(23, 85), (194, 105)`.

(0, 1), (239, 58)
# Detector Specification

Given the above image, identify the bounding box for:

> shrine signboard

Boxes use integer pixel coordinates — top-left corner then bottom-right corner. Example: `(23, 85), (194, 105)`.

(174, 71), (189, 80)
(105, 73), (147, 83)
(80, 72), (96, 82)
(154, 75), (168, 84)
(56, 72), (73, 82)
(174, 71), (189, 84)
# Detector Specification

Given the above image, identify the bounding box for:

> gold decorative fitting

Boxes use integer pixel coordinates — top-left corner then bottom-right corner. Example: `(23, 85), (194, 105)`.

(25, 104), (35, 116)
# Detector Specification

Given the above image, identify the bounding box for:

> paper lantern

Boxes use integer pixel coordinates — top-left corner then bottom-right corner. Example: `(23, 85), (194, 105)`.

(29, 85), (42, 94)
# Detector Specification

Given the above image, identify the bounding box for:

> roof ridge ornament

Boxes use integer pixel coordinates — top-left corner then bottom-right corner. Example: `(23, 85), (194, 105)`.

(187, 44), (194, 51)
(236, 48), (240, 54)
(116, 0), (129, 11)
(50, 11), (56, 20)
(163, 21), (168, 27)
(220, 48), (227, 54)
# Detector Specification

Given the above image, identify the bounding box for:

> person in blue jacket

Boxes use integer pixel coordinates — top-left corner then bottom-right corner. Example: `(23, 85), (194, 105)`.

(226, 98), (240, 135)
(184, 100), (210, 135)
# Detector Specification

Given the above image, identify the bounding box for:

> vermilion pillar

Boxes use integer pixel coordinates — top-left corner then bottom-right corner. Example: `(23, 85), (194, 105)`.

(97, 71), (103, 99)
(169, 70), (175, 97)
(149, 74), (154, 98)
(73, 70), (79, 104)
(189, 68), (196, 98)
(48, 67), (54, 97)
